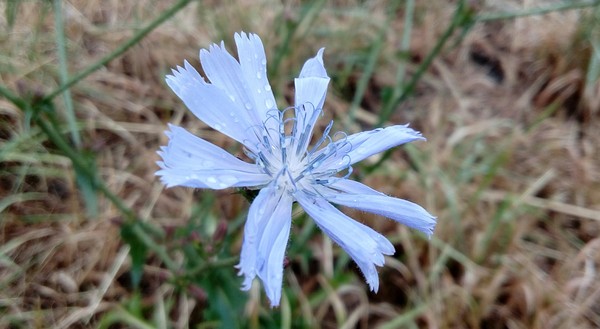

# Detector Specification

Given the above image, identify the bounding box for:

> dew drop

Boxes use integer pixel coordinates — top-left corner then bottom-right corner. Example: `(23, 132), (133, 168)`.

(207, 176), (217, 184)
(214, 123), (223, 130)
(219, 175), (237, 187)
(244, 102), (253, 110)
(265, 99), (273, 109)
(256, 72), (262, 79)
(261, 59), (267, 66)
(229, 95), (236, 102)
(264, 84), (271, 91)
(256, 88), (262, 94)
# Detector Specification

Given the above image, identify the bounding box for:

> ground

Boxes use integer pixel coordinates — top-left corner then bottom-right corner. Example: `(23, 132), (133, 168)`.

(1, 1), (599, 328)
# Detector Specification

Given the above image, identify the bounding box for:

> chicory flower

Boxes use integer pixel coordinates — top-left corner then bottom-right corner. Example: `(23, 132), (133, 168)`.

(157, 32), (436, 307)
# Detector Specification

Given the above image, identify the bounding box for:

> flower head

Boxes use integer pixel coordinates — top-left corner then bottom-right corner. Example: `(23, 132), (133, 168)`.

(157, 32), (436, 307)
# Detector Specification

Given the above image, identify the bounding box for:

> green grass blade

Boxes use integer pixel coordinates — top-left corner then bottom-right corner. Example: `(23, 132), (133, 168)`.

(43, 0), (195, 102)
(346, 0), (401, 129)
(53, 0), (81, 148)
(379, 0), (415, 125)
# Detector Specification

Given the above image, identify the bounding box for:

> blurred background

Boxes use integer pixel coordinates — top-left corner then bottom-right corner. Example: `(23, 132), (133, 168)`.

(1, 0), (600, 328)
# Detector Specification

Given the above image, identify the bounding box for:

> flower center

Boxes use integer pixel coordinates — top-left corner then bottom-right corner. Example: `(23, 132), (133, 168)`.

(245, 106), (353, 192)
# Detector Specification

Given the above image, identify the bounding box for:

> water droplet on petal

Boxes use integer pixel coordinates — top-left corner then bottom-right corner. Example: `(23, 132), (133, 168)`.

(244, 102), (253, 110)
(265, 99), (273, 109)
(214, 123), (223, 130)
(256, 72), (262, 79)
(218, 175), (237, 188)
(264, 84), (271, 91)
(256, 88), (262, 94)
(207, 176), (217, 184)
(261, 59), (267, 66)
(229, 95), (236, 102)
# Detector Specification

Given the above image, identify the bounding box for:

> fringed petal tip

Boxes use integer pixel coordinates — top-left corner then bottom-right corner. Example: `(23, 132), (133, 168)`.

(366, 275), (379, 293)
(234, 31), (259, 44)
(154, 170), (174, 188)
(407, 205), (437, 238)
(166, 60), (203, 82)
(397, 123), (426, 139)
(422, 214), (438, 240)
(297, 194), (396, 300)
(235, 261), (256, 291)
(241, 275), (255, 292)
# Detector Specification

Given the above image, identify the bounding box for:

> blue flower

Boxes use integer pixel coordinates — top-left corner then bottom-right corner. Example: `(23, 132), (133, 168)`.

(157, 32), (436, 307)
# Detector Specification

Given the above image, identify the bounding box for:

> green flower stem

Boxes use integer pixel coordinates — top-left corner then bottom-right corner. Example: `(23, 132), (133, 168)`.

(43, 0), (195, 102)
(131, 224), (179, 272)
(186, 256), (239, 276)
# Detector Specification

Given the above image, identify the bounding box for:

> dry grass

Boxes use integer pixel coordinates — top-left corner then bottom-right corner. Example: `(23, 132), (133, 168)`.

(1, 0), (600, 328)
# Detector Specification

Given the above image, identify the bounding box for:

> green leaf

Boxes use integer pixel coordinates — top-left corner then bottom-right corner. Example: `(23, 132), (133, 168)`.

(4, 0), (20, 31)
(120, 222), (148, 287)
(74, 150), (99, 218)
(197, 255), (247, 328)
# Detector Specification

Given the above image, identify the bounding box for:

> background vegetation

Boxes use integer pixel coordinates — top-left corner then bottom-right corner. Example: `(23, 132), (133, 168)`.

(1, 0), (600, 328)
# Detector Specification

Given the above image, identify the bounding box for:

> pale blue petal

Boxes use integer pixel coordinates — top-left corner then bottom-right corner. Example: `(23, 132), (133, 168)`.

(293, 48), (330, 155)
(165, 61), (260, 151)
(237, 186), (292, 307)
(200, 39), (273, 130)
(237, 186), (278, 290)
(234, 32), (278, 128)
(257, 192), (292, 307)
(156, 125), (270, 189)
(319, 179), (437, 237)
(298, 48), (328, 78)
(317, 125), (425, 171)
(296, 193), (394, 292)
